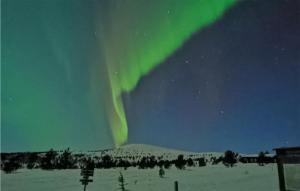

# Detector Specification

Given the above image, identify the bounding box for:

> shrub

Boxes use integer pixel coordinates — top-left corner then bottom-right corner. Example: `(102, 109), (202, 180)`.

(187, 158), (194, 167)
(148, 156), (157, 169)
(138, 157), (148, 169)
(2, 159), (22, 173)
(26, 152), (39, 169)
(57, 148), (76, 169)
(159, 167), (165, 178)
(257, 152), (266, 166)
(40, 149), (58, 170)
(102, 155), (115, 168)
(118, 172), (127, 191)
(223, 150), (238, 167)
(198, 158), (206, 167)
(175, 154), (186, 169)
(163, 160), (172, 169)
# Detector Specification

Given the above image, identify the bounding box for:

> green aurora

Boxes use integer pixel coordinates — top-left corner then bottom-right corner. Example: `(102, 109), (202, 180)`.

(2, 0), (238, 151)
(100, 0), (237, 146)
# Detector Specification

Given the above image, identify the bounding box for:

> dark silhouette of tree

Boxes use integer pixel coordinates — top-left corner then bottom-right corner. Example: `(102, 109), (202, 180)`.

(85, 157), (95, 170)
(223, 150), (238, 167)
(175, 154), (186, 169)
(198, 158), (206, 167)
(118, 172), (127, 191)
(26, 152), (39, 169)
(212, 156), (223, 165)
(140, 157), (149, 169)
(257, 151), (266, 166)
(40, 149), (58, 169)
(117, 159), (131, 170)
(148, 155), (157, 169)
(163, 160), (172, 169)
(138, 157), (146, 169)
(157, 159), (164, 168)
(57, 148), (76, 169)
(159, 167), (165, 178)
(187, 158), (194, 167)
(137, 156), (157, 169)
(102, 155), (115, 168)
(2, 156), (22, 173)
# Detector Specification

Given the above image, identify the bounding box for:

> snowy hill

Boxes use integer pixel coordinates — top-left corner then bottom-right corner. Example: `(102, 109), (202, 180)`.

(86, 144), (222, 161)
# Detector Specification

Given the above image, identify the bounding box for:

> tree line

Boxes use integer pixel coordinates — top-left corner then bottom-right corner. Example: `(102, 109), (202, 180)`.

(1, 148), (274, 173)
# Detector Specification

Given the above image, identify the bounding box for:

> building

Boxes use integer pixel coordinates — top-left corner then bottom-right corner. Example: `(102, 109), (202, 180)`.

(274, 147), (300, 191)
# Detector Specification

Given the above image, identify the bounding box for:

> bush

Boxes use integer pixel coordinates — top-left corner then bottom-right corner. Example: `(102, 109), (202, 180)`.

(26, 152), (39, 169)
(187, 158), (194, 167)
(198, 158), (206, 167)
(117, 159), (131, 169)
(57, 148), (76, 169)
(159, 167), (165, 178)
(212, 156), (223, 165)
(163, 160), (172, 169)
(257, 152), (266, 166)
(148, 156), (157, 169)
(40, 149), (58, 170)
(101, 155), (115, 168)
(175, 154), (186, 169)
(138, 156), (157, 169)
(138, 157), (148, 169)
(118, 172), (127, 191)
(223, 150), (238, 167)
(2, 160), (21, 173)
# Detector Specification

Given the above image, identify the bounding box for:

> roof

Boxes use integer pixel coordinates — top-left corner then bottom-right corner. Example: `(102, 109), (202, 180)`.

(273, 147), (300, 151)
(273, 147), (300, 155)
(240, 154), (275, 157)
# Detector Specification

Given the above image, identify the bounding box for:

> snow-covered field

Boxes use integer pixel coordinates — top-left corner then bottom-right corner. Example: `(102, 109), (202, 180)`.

(86, 144), (223, 161)
(1, 164), (279, 191)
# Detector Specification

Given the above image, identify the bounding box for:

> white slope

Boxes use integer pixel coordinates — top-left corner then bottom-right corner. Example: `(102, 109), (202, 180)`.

(1, 164), (279, 191)
(86, 144), (222, 161)
(1, 144), (280, 191)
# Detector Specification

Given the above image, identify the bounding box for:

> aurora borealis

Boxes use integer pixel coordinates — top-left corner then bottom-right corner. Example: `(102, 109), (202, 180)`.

(99, 0), (236, 146)
(2, 0), (300, 152)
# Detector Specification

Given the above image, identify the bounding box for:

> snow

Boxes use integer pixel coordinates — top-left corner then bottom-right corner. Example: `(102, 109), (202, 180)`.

(1, 144), (280, 190)
(86, 144), (222, 161)
(1, 164), (279, 191)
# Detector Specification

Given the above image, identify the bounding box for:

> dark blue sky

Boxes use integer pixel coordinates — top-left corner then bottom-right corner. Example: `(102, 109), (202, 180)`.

(124, 0), (300, 153)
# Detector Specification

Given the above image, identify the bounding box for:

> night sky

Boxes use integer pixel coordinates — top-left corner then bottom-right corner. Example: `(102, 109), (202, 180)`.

(124, 0), (300, 152)
(2, 0), (300, 153)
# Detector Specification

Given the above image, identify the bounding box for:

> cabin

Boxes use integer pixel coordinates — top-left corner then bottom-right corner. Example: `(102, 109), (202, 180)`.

(274, 147), (300, 191)
(239, 154), (276, 164)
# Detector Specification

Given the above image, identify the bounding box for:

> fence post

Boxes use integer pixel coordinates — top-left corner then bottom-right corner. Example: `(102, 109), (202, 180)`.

(174, 181), (178, 191)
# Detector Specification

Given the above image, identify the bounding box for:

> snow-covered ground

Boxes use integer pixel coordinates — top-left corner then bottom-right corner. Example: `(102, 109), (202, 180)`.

(1, 164), (279, 191)
(88, 144), (219, 157)
(85, 144), (223, 162)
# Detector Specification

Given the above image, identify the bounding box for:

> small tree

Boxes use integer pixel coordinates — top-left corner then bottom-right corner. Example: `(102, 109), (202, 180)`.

(40, 149), (58, 169)
(198, 158), (206, 167)
(87, 157), (95, 169)
(27, 152), (39, 169)
(118, 172), (127, 191)
(187, 158), (194, 167)
(2, 158), (22, 173)
(175, 154), (186, 169)
(212, 156), (223, 165)
(58, 148), (76, 169)
(148, 156), (157, 169)
(257, 152), (266, 166)
(163, 160), (172, 169)
(159, 167), (165, 178)
(223, 150), (237, 167)
(102, 155), (114, 168)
